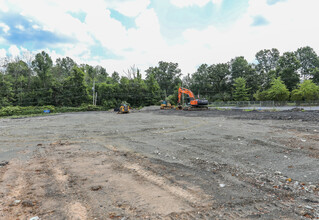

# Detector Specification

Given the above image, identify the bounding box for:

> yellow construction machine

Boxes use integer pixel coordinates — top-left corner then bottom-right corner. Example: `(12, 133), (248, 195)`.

(160, 100), (175, 110)
(116, 104), (130, 114)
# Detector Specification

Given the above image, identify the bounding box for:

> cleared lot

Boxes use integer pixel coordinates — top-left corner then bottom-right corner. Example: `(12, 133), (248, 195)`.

(0, 108), (318, 219)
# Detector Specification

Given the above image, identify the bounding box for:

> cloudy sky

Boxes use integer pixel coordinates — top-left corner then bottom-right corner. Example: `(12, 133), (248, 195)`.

(0, 0), (318, 76)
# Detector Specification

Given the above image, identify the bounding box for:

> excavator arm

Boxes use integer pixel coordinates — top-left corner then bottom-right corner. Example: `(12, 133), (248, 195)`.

(178, 87), (195, 104)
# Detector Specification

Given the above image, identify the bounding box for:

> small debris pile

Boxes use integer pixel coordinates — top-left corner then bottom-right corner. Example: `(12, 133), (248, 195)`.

(0, 161), (9, 167)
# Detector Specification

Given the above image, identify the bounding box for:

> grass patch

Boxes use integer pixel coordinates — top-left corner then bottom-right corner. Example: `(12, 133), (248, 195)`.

(243, 109), (255, 112)
(4, 112), (59, 119)
(0, 104), (106, 118)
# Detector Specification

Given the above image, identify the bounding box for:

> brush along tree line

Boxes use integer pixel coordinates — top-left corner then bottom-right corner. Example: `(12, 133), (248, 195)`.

(1, 46), (319, 111)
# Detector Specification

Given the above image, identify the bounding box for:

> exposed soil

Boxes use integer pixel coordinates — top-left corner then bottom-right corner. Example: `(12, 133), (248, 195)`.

(0, 108), (318, 219)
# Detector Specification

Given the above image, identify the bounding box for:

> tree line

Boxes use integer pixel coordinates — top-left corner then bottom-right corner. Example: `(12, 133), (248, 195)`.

(1, 46), (319, 108)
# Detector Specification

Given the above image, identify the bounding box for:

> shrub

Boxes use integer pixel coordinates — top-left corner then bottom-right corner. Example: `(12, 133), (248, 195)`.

(0, 105), (104, 117)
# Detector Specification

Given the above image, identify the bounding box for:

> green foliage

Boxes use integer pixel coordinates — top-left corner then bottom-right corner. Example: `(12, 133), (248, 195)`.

(291, 80), (319, 101)
(98, 83), (118, 108)
(32, 51), (53, 89)
(0, 105), (55, 116)
(0, 105), (105, 117)
(54, 57), (76, 81)
(259, 77), (290, 101)
(189, 64), (212, 98)
(295, 46), (319, 79)
(166, 94), (176, 105)
(233, 77), (250, 101)
(0, 72), (12, 106)
(255, 48), (280, 74)
(277, 52), (301, 91)
(207, 63), (231, 101)
(310, 68), (319, 84)
(145, 61), (181, 96)
(0, 47), (318, 108)
(145, 73), (161, 105)
(255, 49), (280, 89)
(62, 66), (89, 106)
(253, 90), (269, 101)
(230, 57), (259, 98)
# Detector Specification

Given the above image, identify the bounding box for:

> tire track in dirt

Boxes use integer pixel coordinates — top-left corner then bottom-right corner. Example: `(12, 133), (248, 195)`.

(124, 163), (207, 205)
(62, 143), (197, 217)
(42, 143), (92, 219)
(0, 143), (91, 219)
(0, 159), (35, 219)
(67, 202), (88, 220)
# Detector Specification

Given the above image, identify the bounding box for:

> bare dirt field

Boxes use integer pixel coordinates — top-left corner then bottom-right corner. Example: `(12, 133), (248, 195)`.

(0, 107), (318, 219)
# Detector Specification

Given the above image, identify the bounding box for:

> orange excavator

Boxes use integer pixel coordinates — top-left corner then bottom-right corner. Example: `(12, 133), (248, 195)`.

(177, 87), (208, 110)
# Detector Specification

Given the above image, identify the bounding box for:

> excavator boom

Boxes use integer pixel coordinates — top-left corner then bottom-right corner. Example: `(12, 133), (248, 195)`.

(178, 88), (195, 104)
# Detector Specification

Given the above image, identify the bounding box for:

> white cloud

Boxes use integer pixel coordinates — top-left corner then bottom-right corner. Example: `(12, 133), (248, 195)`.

(0, 48), (6, 58)
(109, 0), (151, 17)
(211, 0), (223, 5)
(170, 0), (223, 7)
(12, 0), (94, 45)
(176, 0), (319, 73)
(0, 0), (9, 12)
(15, 24), (25, 31)
(2, 0), (319, 76)
(0, 23), (10, 33)
(32, 24), (40, 30)
(8, 45), (20, 57)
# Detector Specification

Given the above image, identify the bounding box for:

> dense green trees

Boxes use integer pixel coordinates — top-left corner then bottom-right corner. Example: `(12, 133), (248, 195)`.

(233, 77), (250, 101)
(254, 77), (290, 101)
(277, 52), (301, 91)
(291, 80), (319, 101)
(145, 61), (182, 96)
(295, 46), (319, 80)
(0, 46), (319, 109)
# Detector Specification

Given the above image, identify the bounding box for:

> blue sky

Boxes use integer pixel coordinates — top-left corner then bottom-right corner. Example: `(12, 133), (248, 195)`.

(0, 0), (318, 75)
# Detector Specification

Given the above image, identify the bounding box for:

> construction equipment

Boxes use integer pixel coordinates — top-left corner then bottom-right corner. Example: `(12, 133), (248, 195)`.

(177, 87), (208, 110)
(160, 100), (175, 110)
(116, 104), (130, 114)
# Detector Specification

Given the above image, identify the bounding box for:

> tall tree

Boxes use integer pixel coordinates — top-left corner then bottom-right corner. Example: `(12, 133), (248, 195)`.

(189, 64), (211, 98)
(182, 73), (193, 90)
(145, 73), (161, 105)
(94, 65), (108, 83)
(55, 57), (76, 79)
(32, 51), (53, 89)
(233, 77), (250, 101)
(310, 68), (319, 84)
(145, 61), (181, 96)
(295, 46), (319, 80)
(267, 77), (290, 101)
(230, 56), (259, 98)
(6, 60), (31, 105)
(277, 52), (301, 91)
(207, 63), (231, 101)
(255, 48), (280, 88)
(0, 71), (12, 106)
(97, 82), (120, 108)
(255, 48), (280, 73)
(129, 71), (148, 107)
(63, 66), (89, 106)
(110, 71), (120, 84)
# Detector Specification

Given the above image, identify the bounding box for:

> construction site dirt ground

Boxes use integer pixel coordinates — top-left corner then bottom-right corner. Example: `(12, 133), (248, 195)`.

(0, 107), (319, 219)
